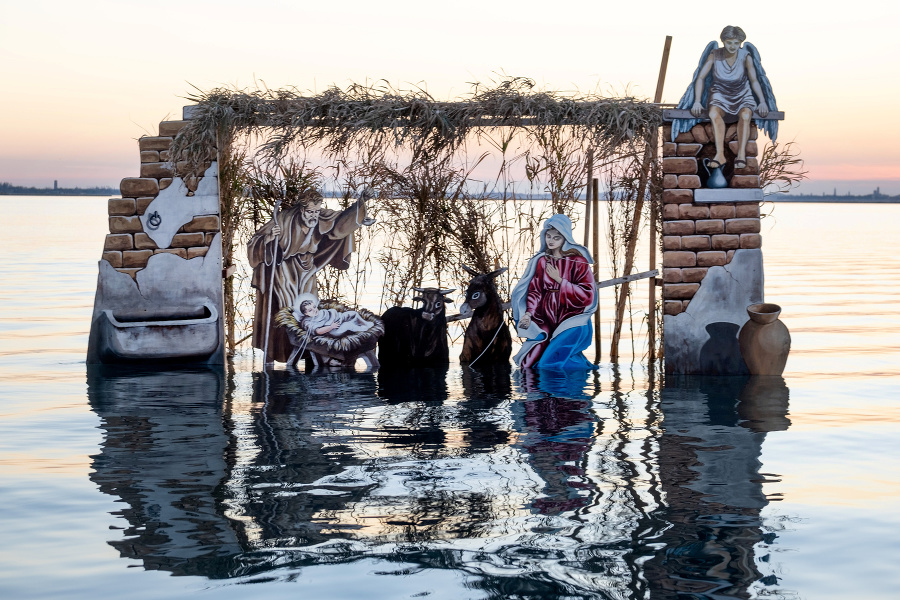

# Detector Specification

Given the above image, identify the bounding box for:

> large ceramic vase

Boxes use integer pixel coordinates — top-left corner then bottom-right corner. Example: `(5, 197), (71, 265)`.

(738, 303), (791, 375)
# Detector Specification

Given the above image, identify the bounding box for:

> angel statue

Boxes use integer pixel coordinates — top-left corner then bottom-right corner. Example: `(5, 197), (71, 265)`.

(671, 26), (778, 171)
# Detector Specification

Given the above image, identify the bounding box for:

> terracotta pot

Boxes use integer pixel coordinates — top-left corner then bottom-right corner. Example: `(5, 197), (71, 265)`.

(738, 303), (791, 375)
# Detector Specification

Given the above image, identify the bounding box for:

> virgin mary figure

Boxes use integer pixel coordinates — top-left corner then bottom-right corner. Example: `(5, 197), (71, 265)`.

(511, 214), (597, 369)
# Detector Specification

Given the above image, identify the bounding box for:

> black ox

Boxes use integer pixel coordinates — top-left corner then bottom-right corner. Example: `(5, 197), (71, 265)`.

(458, 266), (512, 366)
(378, 287), (455, 368)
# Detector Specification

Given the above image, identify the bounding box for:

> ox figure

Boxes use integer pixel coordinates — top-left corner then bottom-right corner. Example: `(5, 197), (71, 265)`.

(458, 266), (512, 366)
(378, 287), (455, 368)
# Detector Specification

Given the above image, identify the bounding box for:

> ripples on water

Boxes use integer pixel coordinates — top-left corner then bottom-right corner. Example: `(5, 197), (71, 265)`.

(1, 198), (899, 599)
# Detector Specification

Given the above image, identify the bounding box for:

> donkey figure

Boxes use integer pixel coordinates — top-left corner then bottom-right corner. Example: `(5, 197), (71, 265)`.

(458, 266), (512, 366)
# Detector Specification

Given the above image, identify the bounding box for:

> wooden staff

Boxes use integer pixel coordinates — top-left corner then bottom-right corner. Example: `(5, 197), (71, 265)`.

(262, 199), (282, 364)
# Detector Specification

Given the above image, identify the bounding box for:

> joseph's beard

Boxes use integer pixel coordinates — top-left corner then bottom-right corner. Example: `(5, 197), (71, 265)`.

(302, 215), (319, 228)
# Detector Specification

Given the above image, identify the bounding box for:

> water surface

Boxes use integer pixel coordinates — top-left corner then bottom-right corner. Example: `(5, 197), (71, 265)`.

(1, 198), (898, 599)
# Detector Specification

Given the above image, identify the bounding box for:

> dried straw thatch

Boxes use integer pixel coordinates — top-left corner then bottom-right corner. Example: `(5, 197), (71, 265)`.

(173, 77), (667, 357)
(170, 78), (662, 178)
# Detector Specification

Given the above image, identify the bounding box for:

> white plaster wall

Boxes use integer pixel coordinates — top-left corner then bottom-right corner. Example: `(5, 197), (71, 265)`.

(140, 162), (219, 249)
(664, 249), (764, 375)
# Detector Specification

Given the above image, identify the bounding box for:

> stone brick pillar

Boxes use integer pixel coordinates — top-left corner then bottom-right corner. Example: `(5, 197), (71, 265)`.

(87, 110), (225, 365)
(101, 120), (217, 278)
(661, 117), (775, 375)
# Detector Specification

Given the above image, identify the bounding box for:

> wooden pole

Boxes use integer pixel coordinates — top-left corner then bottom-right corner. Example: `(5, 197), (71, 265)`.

(655, 36), (673, 105)
(649, 35), (672, 365)
(649, 146), (659, 363)
(584, 149), (594, 248)
(609, 35), (672, 363)
(592, 177), (600, 363)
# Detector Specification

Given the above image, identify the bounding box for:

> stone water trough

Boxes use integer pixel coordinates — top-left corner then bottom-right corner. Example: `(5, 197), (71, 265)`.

(95, 301), (220, 363)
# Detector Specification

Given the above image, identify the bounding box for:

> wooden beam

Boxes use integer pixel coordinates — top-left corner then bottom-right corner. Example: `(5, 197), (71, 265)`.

(662, 108), (785, 121)
(598, 270), (659, 289)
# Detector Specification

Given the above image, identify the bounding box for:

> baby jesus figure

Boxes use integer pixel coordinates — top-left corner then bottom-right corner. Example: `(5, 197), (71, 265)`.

(294, 295), (374, 338)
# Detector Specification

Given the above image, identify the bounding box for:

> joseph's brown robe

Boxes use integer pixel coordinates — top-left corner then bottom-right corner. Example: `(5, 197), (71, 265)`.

(248, 199), (367, 362)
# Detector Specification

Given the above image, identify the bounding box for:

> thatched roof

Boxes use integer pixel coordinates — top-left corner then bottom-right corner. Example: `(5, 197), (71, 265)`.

(170, 77), (663, 176)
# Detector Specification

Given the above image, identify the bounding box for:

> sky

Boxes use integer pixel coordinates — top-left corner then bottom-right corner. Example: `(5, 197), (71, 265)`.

(1, 0), (898, 194)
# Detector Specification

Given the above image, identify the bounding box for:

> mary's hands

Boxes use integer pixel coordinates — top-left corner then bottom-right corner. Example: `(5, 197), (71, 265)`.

(519, 312), (532, 329)
(545, 263), (562, 284)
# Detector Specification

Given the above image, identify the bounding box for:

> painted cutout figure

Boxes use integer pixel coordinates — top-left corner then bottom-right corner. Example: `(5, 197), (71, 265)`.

(294, 294), (375, 338)
(512, 214), (597, 369)
(248, 189), (374, 362)
(672, 25), (778, 171)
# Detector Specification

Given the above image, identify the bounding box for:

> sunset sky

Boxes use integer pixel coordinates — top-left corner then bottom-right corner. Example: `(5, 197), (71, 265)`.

(1, 0), (898, 194)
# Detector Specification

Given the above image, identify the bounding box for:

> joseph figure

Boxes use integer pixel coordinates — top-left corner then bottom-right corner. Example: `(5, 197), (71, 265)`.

(248, 190), (371, 362)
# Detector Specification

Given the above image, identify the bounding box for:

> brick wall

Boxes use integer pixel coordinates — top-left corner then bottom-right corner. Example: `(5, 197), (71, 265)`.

(101, 120), (218, 278)
(661, 122), (763, 316)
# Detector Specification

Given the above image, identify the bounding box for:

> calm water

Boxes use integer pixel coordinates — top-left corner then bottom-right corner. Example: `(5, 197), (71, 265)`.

(1, 197), (899, 599)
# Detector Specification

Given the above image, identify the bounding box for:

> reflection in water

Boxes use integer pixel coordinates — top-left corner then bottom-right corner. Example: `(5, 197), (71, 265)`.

(647, 376), (791, 598)
(86, 366), (240, 577)
(88, 365), (791, 597)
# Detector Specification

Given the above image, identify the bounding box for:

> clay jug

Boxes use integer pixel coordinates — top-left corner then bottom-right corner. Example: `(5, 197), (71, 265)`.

(738, 303), (791, 375)
(703, 158), (728, 189)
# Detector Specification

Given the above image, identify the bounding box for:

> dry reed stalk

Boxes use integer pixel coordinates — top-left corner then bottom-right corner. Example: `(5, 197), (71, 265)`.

(758, 140), (808, 198)
(610, 135), (655, 362)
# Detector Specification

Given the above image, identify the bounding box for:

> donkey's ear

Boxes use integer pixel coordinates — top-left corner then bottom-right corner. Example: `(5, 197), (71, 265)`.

(488, 267), (508, 278)
(461, 264), (479, 276)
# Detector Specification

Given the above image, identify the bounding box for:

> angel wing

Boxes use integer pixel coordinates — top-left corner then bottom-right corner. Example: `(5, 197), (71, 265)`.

(671, 41), (718, 141)
(745, 42), (779, 141)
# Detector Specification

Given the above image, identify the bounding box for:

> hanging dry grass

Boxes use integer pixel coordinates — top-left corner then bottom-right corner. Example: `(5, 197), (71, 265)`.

(168, 77), (673, 358)
(169, 77), (661, 181)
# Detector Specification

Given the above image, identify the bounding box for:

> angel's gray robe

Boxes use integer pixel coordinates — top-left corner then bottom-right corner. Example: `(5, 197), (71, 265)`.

(708, 47), (757, 115)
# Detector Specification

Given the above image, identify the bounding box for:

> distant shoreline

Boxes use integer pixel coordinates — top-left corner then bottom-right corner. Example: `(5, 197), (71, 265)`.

(2, 187), (899, 203)
(0, 183), (117, 196)
(771, 196), (900, 203)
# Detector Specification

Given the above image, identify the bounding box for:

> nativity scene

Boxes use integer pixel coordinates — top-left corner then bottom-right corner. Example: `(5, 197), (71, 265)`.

(86, 28), (788, 376)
